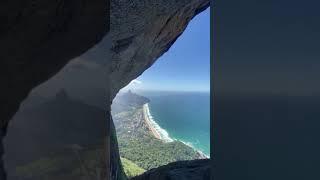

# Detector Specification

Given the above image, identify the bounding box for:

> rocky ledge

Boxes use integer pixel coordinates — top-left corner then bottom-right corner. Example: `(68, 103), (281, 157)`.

(131, 159), (211, 180)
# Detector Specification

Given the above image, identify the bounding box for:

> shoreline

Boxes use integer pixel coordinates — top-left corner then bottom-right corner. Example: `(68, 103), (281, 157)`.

(142, 103), (210, 159)
(143, 103), (162, 140)
(142, 103), (173, 142)
(179, 140), (210, 159)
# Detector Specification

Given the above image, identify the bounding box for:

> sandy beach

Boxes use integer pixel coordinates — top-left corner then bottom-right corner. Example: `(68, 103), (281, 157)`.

(143, 104), (162, 140)
(142, 103), (210, 159)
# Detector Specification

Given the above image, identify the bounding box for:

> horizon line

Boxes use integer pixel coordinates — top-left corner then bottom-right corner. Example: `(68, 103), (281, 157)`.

(120, 89), (210, 93)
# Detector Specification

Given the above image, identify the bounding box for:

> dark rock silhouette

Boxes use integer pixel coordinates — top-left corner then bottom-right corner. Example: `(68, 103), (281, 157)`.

(132, 159), (211, 180)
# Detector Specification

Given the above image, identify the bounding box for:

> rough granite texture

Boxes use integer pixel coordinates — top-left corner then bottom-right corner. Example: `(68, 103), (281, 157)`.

(131, 159), (211, 180)
(109, 0), (210, 99)
(0, 0), (210, 179)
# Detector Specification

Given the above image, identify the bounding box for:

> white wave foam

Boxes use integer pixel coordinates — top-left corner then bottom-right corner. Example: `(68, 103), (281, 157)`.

(145, 103), (173, 143)
(145, 103), (210, 158)
(179, 140), (210, 159)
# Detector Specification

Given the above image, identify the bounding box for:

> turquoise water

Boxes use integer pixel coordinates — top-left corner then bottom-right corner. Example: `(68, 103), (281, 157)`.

(140, 91), (210, 157)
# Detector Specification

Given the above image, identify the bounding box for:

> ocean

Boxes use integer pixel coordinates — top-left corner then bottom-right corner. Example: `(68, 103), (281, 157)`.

(139, 91), (210, 157)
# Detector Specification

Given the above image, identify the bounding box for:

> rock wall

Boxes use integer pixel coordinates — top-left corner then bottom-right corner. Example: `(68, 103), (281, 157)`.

(0, 0), (109, 178)
(109, 0), (210, 99)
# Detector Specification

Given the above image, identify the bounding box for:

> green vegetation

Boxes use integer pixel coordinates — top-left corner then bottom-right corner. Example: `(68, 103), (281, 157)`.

(112, 91), (202, 176)
(118, 135), (199, 170)
(120, 157), (145, 178)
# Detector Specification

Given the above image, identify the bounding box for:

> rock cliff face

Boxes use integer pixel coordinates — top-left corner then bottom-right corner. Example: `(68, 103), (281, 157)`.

(0, 0), (210, 179)
(109, 0), (210, 99)
(132, 159), (211, 180)
(0, 0), (108, 127)
(0, 0), (109, 178)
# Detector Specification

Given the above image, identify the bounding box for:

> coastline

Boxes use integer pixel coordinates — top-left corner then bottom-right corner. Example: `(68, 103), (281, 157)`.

(143, 103), (162, 139)
(142, 103), (210, 159)
(180, 140), (210, 159)
(142, 103), (173, 142)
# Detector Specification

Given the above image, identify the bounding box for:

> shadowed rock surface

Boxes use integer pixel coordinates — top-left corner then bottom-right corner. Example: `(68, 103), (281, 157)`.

(131, 159), (211, 180)
(5, 90), (108, 179)
(0, 0), (108, 130)
(0, 1), (108, 178)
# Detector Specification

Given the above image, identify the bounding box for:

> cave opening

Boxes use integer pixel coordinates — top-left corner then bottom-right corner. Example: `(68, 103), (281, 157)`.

(111, 8), (210, 179)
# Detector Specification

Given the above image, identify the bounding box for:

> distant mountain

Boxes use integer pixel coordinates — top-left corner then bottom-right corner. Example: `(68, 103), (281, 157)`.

(111, 91), (203, 174)
(111, 90), (150, 114)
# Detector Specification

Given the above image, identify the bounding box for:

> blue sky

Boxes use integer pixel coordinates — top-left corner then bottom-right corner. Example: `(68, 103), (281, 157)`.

(124, 8), (210, 92)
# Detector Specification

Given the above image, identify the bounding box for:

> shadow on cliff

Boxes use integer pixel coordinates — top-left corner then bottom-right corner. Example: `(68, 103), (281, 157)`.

(4, 89), (107, 180)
